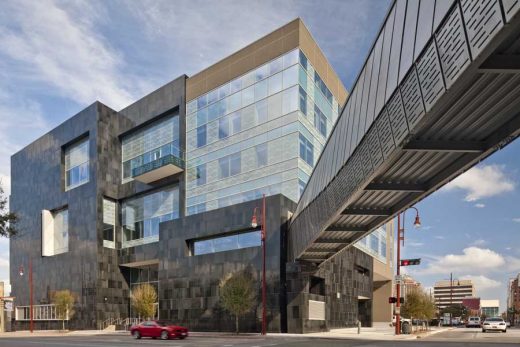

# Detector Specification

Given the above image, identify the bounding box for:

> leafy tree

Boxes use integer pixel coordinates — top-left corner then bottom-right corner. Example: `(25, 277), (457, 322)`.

(52, 290), (75, 331)
(131, 283), (157, 319)
(219, 270), (256, 334)
(0, 184), (17, 237)
(402, 288), (436, 328)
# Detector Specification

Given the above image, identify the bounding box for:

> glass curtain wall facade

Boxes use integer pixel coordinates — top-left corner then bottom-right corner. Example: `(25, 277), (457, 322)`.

(122, 186), (180, 248)
(121, 114), (181, 182)
(355, 226), (387, 263)
(186, 49), (341, 215)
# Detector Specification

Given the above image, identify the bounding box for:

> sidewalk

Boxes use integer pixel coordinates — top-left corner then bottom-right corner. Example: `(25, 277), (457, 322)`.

(273, 325), (454, 341)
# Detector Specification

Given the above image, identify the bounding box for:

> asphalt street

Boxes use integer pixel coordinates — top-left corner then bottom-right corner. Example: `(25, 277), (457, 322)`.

(0, 328), (518, 347)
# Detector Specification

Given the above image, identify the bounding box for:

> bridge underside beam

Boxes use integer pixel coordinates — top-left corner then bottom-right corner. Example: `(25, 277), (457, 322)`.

(341, 208), (391, 216)
(479, 54), (520, 73)
(325, 225), (367, 232)
(403, 140), (486, 153)
(314, 238), (350, 244)
(364, 183), (426, 192)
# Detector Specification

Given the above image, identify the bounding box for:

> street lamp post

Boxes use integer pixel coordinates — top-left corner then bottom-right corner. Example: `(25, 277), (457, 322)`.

(395, 207), (421, 335)
(19, 259), (33, 333)
(251, 194), (267, 335)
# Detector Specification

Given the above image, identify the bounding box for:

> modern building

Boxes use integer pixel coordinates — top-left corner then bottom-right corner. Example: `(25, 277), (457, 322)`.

(480, 300), (500, 318)
(434, 279), (475, 309)
(10, 18), (394, 333)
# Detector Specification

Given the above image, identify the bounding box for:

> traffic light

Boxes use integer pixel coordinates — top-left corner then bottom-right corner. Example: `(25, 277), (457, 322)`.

(400, 258), (421, 266)
(388, 297), (405, 304)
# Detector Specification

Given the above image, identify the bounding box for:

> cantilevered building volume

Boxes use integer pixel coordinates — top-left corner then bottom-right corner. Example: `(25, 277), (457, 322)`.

(10, 18), (394, 333)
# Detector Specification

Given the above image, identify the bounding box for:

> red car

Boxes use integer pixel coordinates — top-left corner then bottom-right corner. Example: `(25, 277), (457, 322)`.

(130, 320), (189, 340)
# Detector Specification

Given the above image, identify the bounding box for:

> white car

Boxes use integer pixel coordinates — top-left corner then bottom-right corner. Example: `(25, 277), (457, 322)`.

(482, 317), (507, 333)
(466, 316), (481, 328)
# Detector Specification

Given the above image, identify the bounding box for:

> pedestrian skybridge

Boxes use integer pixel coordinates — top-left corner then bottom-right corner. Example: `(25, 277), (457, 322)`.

(289, 0), (520, 264)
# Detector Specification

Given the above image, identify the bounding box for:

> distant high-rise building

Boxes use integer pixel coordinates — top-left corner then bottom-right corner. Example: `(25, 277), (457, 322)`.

(507, 274), (520, 323)
(434, 279), (475, 309)
(400, 274), (422, 299)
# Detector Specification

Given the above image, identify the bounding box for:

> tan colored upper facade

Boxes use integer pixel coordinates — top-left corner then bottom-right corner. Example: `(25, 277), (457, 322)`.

(186, 18), (348, 105)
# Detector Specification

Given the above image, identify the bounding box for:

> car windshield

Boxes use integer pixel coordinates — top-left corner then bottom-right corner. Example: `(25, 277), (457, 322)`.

(486, 318), (503, 322)
(156, 321), (175, 327)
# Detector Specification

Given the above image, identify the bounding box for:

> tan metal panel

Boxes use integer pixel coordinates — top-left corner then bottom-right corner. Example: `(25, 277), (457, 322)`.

(186, 18), (348, 106)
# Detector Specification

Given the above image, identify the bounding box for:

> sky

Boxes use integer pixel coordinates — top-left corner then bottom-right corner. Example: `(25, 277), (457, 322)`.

(0, 0), (518, 312)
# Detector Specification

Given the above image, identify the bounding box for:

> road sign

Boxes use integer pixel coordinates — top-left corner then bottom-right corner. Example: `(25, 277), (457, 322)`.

(395, 307), (401, 315)
(4, 301), (13, 312)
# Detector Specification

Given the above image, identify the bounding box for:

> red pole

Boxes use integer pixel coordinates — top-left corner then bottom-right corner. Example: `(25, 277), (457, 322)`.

(395, 213), (402, 335)
(29, 259), (33, 333)
(261, 194), (266, 335)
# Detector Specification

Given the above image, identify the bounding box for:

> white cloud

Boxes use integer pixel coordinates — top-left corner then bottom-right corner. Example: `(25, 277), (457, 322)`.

(460, 275), (500, 291)
(444, 164), (515, 201)
(434, 235), (445, 240)
(407, 241), (424, 247)
(471, 239), (487, 246)
(474, 203), (485, 208)
(0, 0), (142, 109)
(513, 218), (520, 223)
(420, 247), (505, 275)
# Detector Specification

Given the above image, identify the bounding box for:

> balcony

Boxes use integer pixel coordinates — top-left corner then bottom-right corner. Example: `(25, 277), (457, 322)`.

(132, 153), (184, 183)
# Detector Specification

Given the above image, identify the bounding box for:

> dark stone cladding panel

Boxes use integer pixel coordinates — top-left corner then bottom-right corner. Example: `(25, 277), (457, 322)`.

(147, 194), (296, 333)
(9, 102), (123, 330)
(286, 247), (373, 333)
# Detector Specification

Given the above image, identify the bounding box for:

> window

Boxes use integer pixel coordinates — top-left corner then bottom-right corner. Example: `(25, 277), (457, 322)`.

(299, 87), (307, 116)
(255, 143), (268, 167)
(255, 79), (268, 101)
(196, 164), (206, 186)
(103, 198), (116, 248)
(218, 117), (229, 139)
(230, 111), (241, 134)
(268, 72), (282, 95)
(218, 152), (241, 179)
(255, 99), (268, 124)
(298, 179), (306, 198)
(122, 187), (179, 248)
(299, 134), (314, 167)
(42, 208), (68, 256)
(370, 234), (379, 253)
(242, 85), (255, 106)
(381, 236), (387, 258)
(314, 106), (327, 136)
(196, 124), (207, 147)
(64, 137), (89, 190)
(192, 230), (261, 256)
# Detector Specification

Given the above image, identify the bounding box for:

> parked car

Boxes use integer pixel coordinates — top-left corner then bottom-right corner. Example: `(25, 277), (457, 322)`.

(392, 315), (412, 326)
(482, 317), (507, 333)
(466, 316), (481, 328)
(130, 320), (189, 340)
